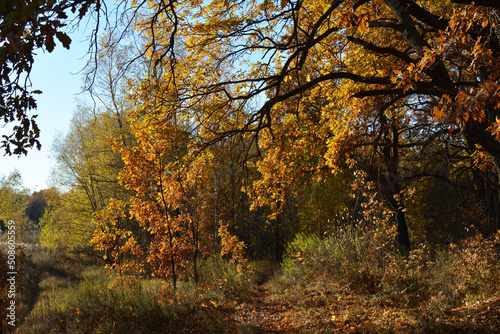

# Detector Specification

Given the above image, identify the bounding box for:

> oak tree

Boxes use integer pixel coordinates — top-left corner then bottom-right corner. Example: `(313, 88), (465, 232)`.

(125, 0), (500, 249)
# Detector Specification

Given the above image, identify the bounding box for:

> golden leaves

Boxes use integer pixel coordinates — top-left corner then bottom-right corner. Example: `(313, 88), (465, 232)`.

(102, 0), (500, 280)
(91, 199), (146, 274)
(218, 223), (247, 273)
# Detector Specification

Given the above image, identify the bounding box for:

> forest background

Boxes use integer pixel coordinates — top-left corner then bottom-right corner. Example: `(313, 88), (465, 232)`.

(1, 0), (500, 332)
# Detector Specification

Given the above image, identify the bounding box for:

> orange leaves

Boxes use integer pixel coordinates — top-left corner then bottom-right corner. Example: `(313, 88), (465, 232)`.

(218, 223), (247, 273)
(100, 99), (233, 288)
(103, 0), (500, 289)
(390, 64), (418, 94)
(433, 80), (500, 131)
(488, 116), (500, 141)
(433, 94), (453, 122)
(471, 147), (495, 173)
(431, 105), (448, 124)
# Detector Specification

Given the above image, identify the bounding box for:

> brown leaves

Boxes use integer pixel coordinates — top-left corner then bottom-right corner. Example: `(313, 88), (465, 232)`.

(56, 31), (72, 50)
(98, 109), (231, 289)
(433, 80), (500, 131)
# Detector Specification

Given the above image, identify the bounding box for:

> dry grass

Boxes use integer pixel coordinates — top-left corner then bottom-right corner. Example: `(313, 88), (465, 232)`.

(8, 227), (500, 333)
(266, 227), (500, 333)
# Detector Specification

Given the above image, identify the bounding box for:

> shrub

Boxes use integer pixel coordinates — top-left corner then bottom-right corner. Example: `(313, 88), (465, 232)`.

(281, 223), (393, 293)
(280, 224), (500, 315)
(196, 255), (252, 302)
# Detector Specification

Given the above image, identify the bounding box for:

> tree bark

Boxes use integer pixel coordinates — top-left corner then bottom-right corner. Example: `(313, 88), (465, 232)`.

(381, 116), (411, 252)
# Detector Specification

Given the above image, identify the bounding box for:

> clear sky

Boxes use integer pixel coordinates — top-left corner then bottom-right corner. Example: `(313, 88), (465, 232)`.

(0, 27), (92, 192)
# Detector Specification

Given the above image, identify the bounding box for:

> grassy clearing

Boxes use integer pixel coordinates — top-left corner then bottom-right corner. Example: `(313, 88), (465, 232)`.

(17, 251), (252, 333)
(12, 228), (500, 333)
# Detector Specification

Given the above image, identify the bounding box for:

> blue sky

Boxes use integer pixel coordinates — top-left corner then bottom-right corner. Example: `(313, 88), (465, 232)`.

(0, 27), (92, 192)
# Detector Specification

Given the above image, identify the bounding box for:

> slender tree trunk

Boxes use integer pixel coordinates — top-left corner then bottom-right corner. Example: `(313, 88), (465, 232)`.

(275, 214), (281, 262)
(159, 165), (177, 291)
(193, 249), (199, 284)
(381, 116), (411, 252)
(191, 219), (200, 284)
(169, 236), (177, 291)
(165, 220), (177, 291)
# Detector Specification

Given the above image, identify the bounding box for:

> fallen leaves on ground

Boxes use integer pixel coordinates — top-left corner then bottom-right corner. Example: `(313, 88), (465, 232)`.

(221, 283), (500, 333)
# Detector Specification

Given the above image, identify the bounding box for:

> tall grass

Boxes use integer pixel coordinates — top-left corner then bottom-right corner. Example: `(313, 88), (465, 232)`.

(21, 273), (175, 333)
(14, 226), (500, 333)
(190, 255), (254, 303)
(279, 225), (500, 310)
(18, 250), (228, 333)
(281, 224), (392, 293)
(17, 247), (274, 333)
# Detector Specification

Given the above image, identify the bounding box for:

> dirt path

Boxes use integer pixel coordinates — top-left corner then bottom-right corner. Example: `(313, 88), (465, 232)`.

(229, 285), (297, 333)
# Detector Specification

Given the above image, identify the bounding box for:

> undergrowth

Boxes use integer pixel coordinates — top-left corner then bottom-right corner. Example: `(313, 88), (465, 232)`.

(14, 226), (500, 333)
(18, 251), (264, 333)
(275, 224), (500, 332)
